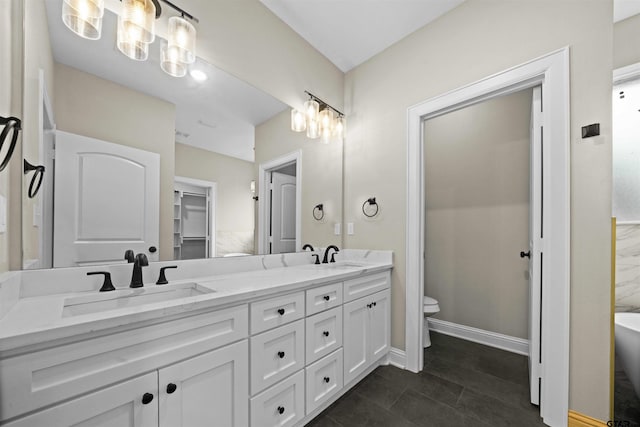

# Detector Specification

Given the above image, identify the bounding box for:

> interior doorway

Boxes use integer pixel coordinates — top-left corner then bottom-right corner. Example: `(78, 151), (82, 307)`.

(258, 150), (301, 254)
(423, 87), (540, 405)
(173, 177), (216, 260)
(406, 49), (570, 426)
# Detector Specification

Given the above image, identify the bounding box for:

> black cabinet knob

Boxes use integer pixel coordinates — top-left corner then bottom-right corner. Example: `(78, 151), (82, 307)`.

(324, 376), (330, 383)
(520, 250), (531, 258)
(277, 406), (285, 415)
(367, 303), (372, 308)
(323, 295), (330, 301)
(277, 351), (285, 359)
(323, 331), (330, 337)
(149, 246), (157, 253)
(372, 302), (377, 307)
(142, 393), (154, 405)
(166, 383), (177, 394)
(277, 308), (285, 315)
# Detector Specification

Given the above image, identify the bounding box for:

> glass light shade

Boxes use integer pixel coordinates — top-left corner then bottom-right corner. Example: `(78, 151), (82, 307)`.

(304, 99), (319, 122)
(161, 39), (187, 77)
(306, 118), (320, 139)
(120, 0), (156, 44)
(320, 125), (332, 144)
(291, 109), (306, 132)
(62, 0), (104, 40)
(319, 108), (334, 134)
(168, 16), (197, 64)
(334, 116), (345, 140)
(117, 16), (149, 60)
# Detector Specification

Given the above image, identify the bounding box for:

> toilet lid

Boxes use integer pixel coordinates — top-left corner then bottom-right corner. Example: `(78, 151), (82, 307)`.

(423, 296), (438, 306)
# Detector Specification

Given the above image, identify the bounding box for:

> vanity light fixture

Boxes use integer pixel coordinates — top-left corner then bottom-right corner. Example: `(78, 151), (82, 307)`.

(62, 0), (105, 40)
(291, 92), (345, 143)
(61, 0), (198, 78)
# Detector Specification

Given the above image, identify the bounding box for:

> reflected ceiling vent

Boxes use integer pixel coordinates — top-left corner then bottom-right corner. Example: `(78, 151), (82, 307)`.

(197, 119), (217, 129)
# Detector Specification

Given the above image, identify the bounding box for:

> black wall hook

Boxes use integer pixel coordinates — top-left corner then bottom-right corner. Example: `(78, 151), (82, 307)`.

(362, 197), (379, 218)
(0, 116), (21, 173)
(313, 203), (324, 220)
(23, 159), (45, 199)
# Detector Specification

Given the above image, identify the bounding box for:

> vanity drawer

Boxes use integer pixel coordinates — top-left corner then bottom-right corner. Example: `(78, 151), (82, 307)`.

(250, 292), (305, 334)
(0, 304), (248, 422)
(250, 320), (305, 394)
(306, 282), (342, 316)
(343, 271), (390, 302)
(305, 306), (342, 364)
(250, 370), (304, 427)
(306, 349), (343, 415)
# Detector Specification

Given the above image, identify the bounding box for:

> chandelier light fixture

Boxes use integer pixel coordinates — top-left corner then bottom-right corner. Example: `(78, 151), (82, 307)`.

(61, 0), (198, 78)
(291, 92), (345, 143)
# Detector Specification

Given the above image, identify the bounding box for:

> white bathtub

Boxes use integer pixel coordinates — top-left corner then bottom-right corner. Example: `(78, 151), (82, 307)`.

(615, 312), (640, 398)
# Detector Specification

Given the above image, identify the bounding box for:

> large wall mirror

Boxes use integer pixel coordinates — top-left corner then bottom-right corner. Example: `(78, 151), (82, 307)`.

(21, 0), (343, 269)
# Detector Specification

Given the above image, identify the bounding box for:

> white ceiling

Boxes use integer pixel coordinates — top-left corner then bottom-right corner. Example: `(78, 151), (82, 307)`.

(614, 0), (640, 22)
(262, 0), (640, 73)
(45, 0), (287, 162)
(260, 0), (466, 72)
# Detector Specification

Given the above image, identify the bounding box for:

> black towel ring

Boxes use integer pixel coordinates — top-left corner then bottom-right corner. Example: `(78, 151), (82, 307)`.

(313, 203), (325, 221)
(362, 197), (379, 218)
(0, 116), (21, 173)
(24, 159), (45, 199)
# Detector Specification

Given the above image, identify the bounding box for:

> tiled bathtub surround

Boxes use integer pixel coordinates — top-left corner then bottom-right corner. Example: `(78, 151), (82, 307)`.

(616, 224), (640, 313)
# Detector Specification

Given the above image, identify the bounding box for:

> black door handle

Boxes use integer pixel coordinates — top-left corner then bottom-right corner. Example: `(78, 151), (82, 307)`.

(520, 251), (531, 258)
(149, 246), (157, 253)
(166, 383), (177, 394)
(142, 393), (154, 404)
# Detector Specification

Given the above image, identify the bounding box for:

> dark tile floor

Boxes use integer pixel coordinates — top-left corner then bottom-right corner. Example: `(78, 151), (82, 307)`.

(308, 332), (546, 427)
(614, 355), (640, 426)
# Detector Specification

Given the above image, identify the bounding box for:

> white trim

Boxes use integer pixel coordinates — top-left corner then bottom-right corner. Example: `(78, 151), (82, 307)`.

(257, 150), (302, 254)
(387, 347), (406, 369)
(613, 62), (640, 85)
(406, 48), (570, 427)
(428, 319), (529, 356)
(38, 69), (55, 270)
(174, 176), (217, 258)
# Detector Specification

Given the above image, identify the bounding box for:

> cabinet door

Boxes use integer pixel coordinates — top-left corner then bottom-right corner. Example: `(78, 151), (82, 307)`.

(343, 298), (369, 385)
(369, 289), (390, 361)
(4, 372), (158, 427)
(159, 340), (249, 427)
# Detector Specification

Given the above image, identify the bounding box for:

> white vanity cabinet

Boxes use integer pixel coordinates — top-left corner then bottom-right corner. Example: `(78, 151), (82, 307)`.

(4, 341), (248, 427)
(343, 274), (391, 385)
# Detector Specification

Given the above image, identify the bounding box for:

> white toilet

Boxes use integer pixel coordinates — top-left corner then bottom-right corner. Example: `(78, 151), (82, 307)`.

(423, 296), (440, 348)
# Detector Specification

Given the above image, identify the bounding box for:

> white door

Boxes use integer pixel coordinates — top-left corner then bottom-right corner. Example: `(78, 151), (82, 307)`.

(343, 298), (369, 385)
(528, 86), (543, 405)
(4, 372), (158, 427)
(270, 171), (296, 254)
(158, 341), (248, 427)
(53, 131), (160, 267)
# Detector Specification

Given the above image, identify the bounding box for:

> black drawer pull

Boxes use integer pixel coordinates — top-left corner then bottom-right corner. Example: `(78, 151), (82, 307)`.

(323, 376), (330, 383)
(323, 331), (330, 337)
(166, 383), (177, 394)
(277, 406), (285, 415)
(367, 303), (372, 308)
(277, 308), (285, 315)
(323, 295), (330, 301)
(142, 393), (154, 405)
(277, 351), (285, 359)
(372, 302), (377, 307)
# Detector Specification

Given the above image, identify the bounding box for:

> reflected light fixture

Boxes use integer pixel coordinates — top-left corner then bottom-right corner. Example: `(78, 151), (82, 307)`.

(291, 91), (345, 143)
(189, 69), (207, 82)
(61, 0), (199, 78)
(62, 0), (105, 40)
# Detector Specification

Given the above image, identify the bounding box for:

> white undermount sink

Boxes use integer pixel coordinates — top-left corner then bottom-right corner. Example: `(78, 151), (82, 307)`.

(62, 282), (215, 317)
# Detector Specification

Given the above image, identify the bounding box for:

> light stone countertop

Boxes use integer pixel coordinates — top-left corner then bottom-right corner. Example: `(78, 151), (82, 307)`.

(0, 259), (392, 353)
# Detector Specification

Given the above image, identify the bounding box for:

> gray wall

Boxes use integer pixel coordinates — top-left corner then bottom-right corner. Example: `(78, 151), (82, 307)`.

(424, 89), (532, 339)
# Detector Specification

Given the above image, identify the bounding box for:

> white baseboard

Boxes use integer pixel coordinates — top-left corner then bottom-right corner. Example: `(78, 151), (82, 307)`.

(428, 318), (529, 355)
(387, 347), (406, 369)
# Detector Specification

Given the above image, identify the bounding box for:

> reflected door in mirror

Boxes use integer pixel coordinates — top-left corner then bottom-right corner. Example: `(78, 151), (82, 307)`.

(53, 131), (160, 267)
(270, 172), (296, 254)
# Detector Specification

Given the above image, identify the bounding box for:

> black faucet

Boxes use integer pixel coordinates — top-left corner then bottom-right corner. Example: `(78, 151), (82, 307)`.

(322, 245), (340, 264)
(124, 249), (135, 263)
(302, 244), (315, 251)
(130, 253), (149, 288)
